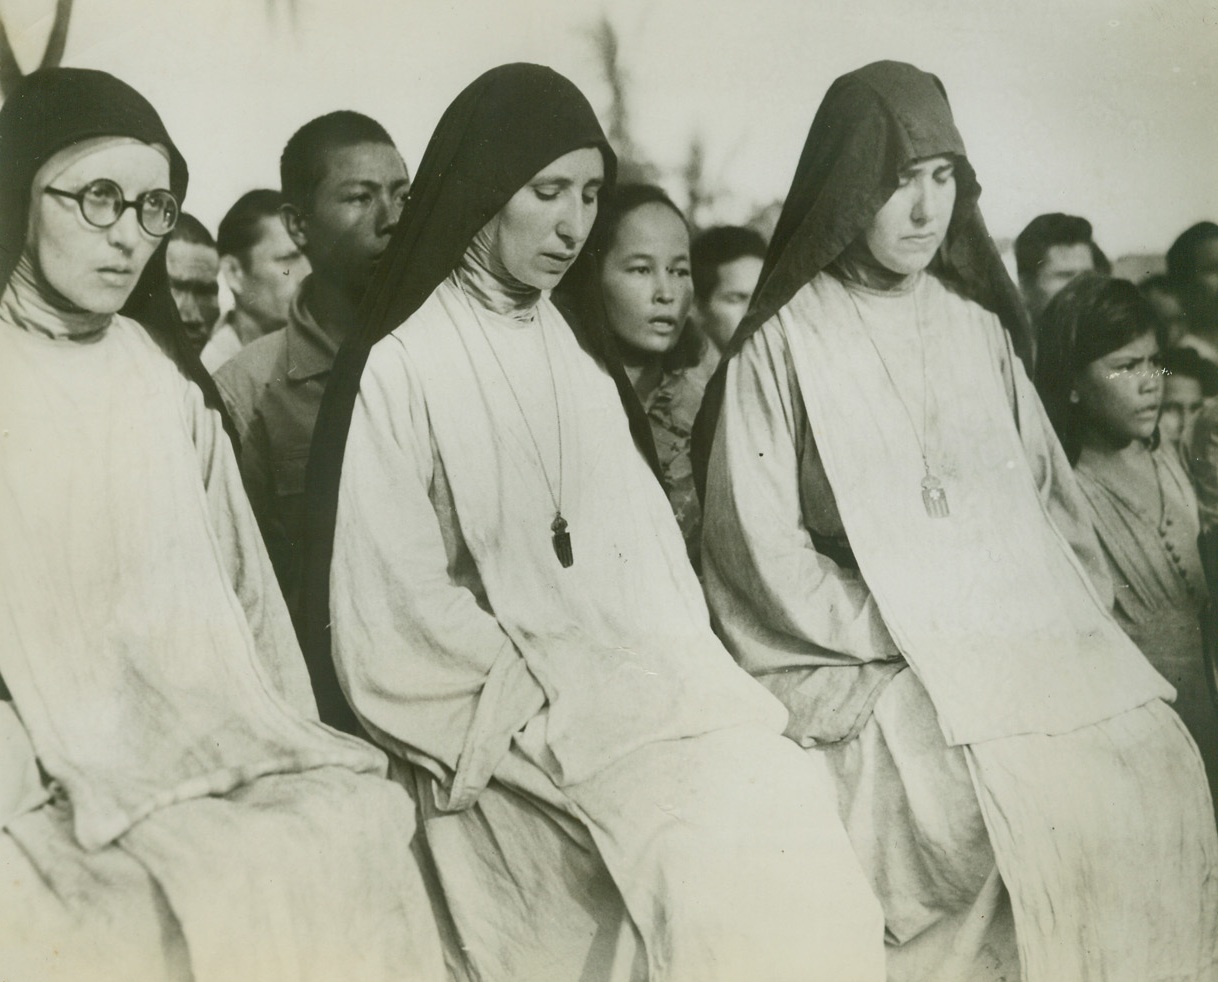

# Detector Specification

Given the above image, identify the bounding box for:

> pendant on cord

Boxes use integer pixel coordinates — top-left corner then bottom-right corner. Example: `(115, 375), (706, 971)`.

(921, 472), (950, 519)
(551, 513), (574, 567)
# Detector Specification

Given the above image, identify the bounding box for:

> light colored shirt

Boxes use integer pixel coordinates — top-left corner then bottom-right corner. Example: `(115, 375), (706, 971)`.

(199, 311), (243, 372)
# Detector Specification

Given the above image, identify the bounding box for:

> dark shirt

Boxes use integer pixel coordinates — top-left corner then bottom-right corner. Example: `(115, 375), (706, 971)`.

(214, 276), (339, 625)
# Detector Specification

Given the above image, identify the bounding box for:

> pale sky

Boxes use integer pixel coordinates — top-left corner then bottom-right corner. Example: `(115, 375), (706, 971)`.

(3, 0), (1215, 258)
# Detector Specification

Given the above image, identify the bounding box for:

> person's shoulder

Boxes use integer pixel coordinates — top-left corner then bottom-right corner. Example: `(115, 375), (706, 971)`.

(763, 272), (855, 344)
(366, 280), (465, 378)
(1154, 440), (1192, 483)
(383, 281), (451, 345)
(110, 313), (187, 373)
(216, 328), (287, 387)
(213, 328), (287, 424)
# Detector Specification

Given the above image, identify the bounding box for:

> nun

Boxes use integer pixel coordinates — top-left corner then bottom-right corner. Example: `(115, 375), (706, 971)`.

(694, 61), (1218, 982)
(0, 68), (443, 982)
(304, 63), (883, 982)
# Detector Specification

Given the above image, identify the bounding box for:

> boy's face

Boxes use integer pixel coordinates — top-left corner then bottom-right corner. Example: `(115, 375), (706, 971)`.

(286, 141), (409, 299)
(697, 254), (763, 352)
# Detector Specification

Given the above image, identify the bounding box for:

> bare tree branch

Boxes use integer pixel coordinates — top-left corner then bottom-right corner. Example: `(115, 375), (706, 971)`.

(588, 15), (631, 153)
(39, 0), (75, 70)
(0, 16), (24, 98)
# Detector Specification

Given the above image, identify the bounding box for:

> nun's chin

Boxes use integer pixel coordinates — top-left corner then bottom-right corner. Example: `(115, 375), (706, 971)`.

(42, 268), (140, 317)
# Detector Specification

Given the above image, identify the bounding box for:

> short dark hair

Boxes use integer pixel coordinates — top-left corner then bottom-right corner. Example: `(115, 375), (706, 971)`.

(691, 225), (767, 301)
(1014, 213), (1110, 282)
(592, 183), (686, 255)
(169, 212), (215, 248)
(1161, 345), (1218, 398)
(586, 183), (701, 371)
(280, 111), (395, 211)
(216, 189), (284, 263)
(1165, 221), (1218, 288)
(1034, 273), (1159, 463)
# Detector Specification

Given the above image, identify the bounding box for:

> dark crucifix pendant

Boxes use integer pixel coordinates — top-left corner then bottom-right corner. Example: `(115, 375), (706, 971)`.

(551, 513), (574, 567)
(921, 473), (950, 519)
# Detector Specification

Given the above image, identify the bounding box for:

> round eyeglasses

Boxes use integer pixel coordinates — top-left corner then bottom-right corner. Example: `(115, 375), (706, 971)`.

(44, 178), (180, 237)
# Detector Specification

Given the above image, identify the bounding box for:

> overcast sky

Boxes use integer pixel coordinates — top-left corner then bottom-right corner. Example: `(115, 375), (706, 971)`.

(3, 0), (1215, 257)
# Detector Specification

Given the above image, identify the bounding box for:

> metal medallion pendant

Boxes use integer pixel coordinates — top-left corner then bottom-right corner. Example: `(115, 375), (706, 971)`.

(551, 513), (574, 567)
(921, 473), (950, 519)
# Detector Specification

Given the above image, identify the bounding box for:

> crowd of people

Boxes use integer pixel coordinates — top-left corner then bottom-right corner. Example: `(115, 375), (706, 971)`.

(1, 55), (1216, 982)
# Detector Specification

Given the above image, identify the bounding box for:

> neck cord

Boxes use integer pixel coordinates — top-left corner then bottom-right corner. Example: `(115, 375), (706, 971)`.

(455, 279), (574, 566)
(845, 275), (950, 518)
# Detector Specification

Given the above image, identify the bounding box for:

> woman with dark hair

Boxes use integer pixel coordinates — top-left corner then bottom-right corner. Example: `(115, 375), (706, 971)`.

(0, 68), (443, 980)
(1036, 272), (1218, 814)
(583, 183), (706, 565)
(694, 60), (1218, 981)
(303, 63), (882, 982)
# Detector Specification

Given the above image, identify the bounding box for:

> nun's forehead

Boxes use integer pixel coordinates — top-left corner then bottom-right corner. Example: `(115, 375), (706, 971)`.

(33, 136), (170, 192)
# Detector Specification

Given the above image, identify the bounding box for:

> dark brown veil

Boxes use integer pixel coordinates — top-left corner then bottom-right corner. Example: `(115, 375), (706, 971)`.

(691, 60), (1031, 496)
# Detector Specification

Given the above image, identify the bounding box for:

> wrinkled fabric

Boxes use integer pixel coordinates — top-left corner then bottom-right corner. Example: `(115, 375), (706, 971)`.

(0, 308), (445, 981)
(329, 278), (886, 981)
(693, 60), (1031, 495)
(825, 670), (1016, 982)
(338, 280), (783, 790)
(0, 315), (380, 849)
(769, 274), (1169, 743)
(1, 804), (193, 982)
(643, 365), (706, 570)
(1077, 447), (1218, 813)
(971, 701), (1218, 982)
(705, 268), (1218, 980)
(303, 65), (656, 731)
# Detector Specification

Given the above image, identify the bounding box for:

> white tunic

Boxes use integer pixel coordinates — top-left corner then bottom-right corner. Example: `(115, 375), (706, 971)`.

(0, 305), (444, 982)
(330, 275), (886, 982)
(705, 270), (1218, 982)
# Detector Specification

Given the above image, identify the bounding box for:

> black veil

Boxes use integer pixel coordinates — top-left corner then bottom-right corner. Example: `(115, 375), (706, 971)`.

(301, 63), (659, 728)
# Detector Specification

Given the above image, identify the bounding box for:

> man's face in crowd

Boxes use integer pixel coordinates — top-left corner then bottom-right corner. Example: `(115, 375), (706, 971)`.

(226, 215), (310, 333)
(1159, 372), (1204, 448)
(285, 142), (409, 300)
(1026, 242), (1094, 317)
(697, 254), (763, 352)
(166, 238), (221, 349)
